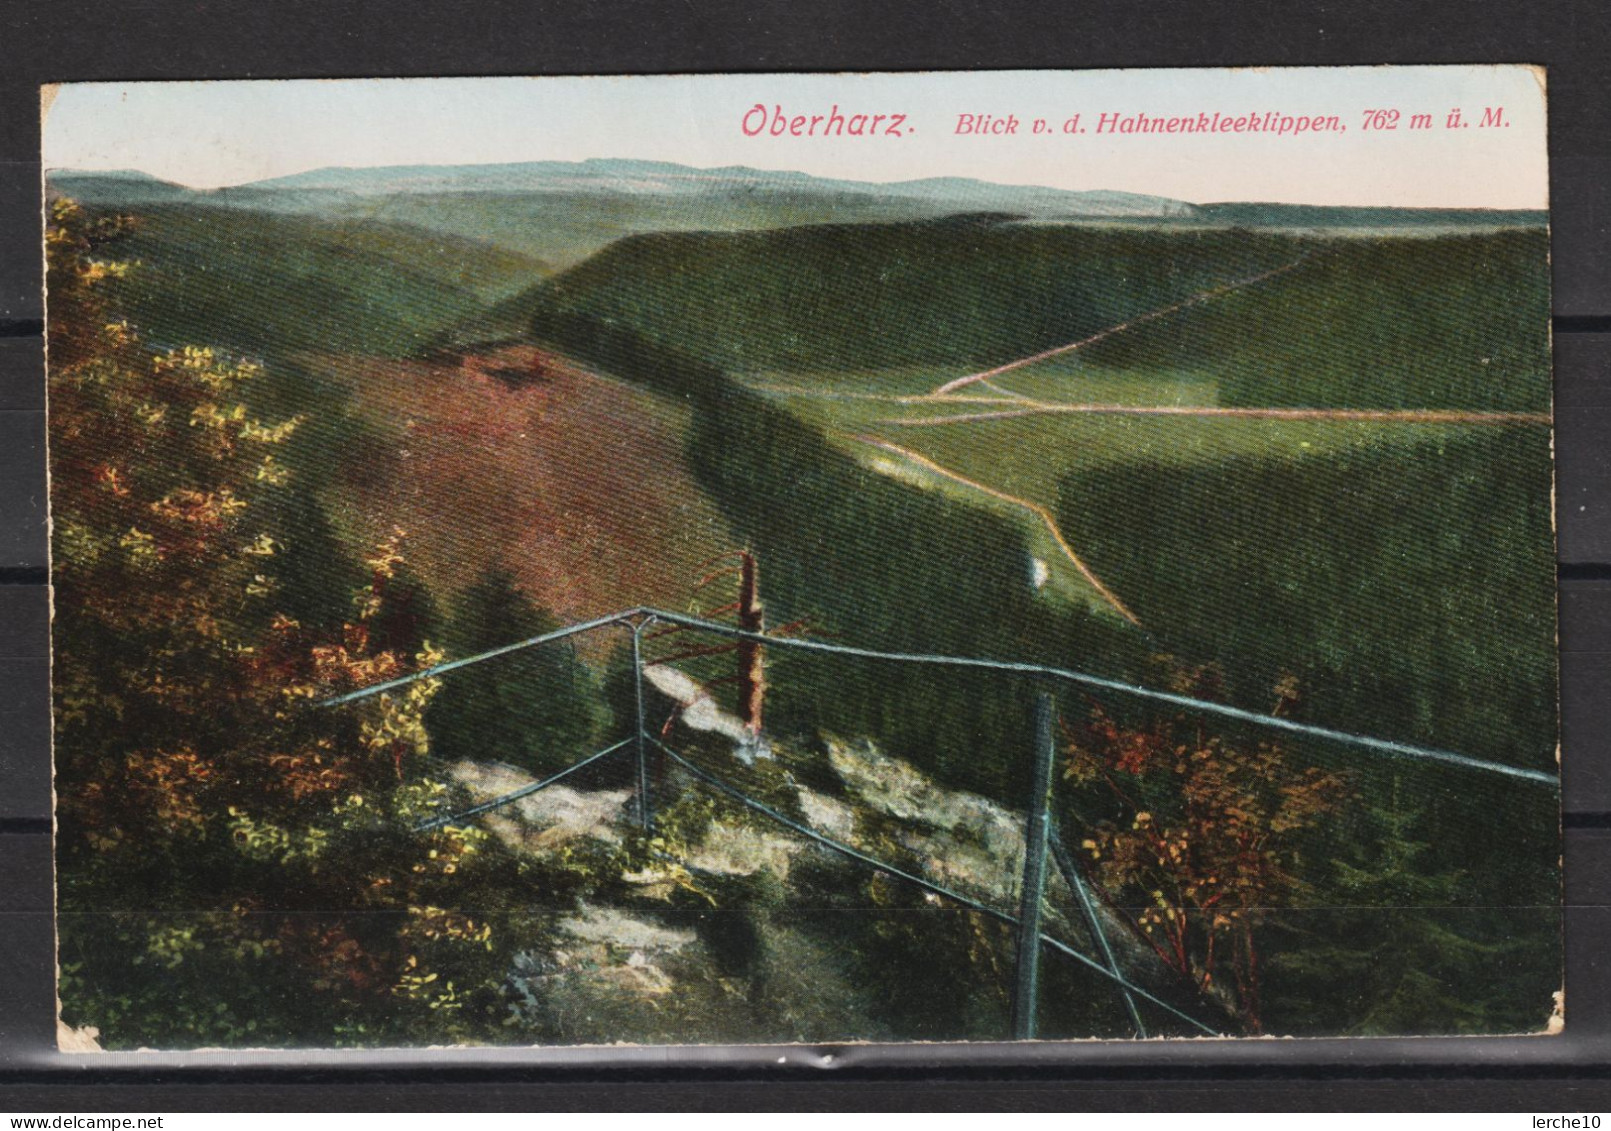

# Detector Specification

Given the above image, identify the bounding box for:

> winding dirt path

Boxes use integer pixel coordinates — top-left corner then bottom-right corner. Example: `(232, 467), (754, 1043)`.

(852, 435), (1143, 627)
(931, 257), (1313, 397)
(755, 384), (1549, 426)
(875, 402), (1554, 427)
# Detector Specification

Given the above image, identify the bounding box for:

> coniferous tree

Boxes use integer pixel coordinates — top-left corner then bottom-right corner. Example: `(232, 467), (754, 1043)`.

(1267, 797), (1548, 1036)
(427, 567), (600, 774)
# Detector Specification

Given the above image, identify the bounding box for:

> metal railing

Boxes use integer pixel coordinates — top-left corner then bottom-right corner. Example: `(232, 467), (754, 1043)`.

(317, 605), (1560, 1040)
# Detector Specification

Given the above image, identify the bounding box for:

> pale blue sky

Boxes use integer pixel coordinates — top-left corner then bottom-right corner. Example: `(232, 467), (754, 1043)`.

(43, 67), (1547, 208)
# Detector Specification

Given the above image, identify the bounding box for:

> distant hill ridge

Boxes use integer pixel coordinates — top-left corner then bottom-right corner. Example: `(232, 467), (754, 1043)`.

(142, 158), (1200, 218)
(49, 159), (1548, 228)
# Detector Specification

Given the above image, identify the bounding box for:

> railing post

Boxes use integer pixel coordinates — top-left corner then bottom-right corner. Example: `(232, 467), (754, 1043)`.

(631, 618), (653, 833)
(1051, 820), (1148, 1038)
(736, 550), (765, 733)
(1012, 691), (1057, 1040)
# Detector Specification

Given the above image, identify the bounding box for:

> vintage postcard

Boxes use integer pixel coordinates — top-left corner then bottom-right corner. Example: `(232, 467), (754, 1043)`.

(42, 67), (1558, 1051)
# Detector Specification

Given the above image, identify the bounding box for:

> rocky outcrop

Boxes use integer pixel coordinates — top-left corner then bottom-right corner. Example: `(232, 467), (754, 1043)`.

(452, 732), (1214, 1040)
(446, 758), (630, 850)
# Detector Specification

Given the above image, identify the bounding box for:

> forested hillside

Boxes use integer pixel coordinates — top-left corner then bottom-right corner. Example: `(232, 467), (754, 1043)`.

(78, 202), (544, 358)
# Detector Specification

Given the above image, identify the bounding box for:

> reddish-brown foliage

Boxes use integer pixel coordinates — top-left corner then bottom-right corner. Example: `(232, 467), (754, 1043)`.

(1064, 663), (1351, 1031)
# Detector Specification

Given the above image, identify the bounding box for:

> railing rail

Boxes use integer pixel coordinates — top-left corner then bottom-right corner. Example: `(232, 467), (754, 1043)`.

(318, 605), (1559, 787)
(413, 736), (634, 832)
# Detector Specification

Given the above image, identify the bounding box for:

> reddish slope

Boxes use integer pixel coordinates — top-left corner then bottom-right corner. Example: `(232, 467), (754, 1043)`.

(318, 344), (737, 631)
